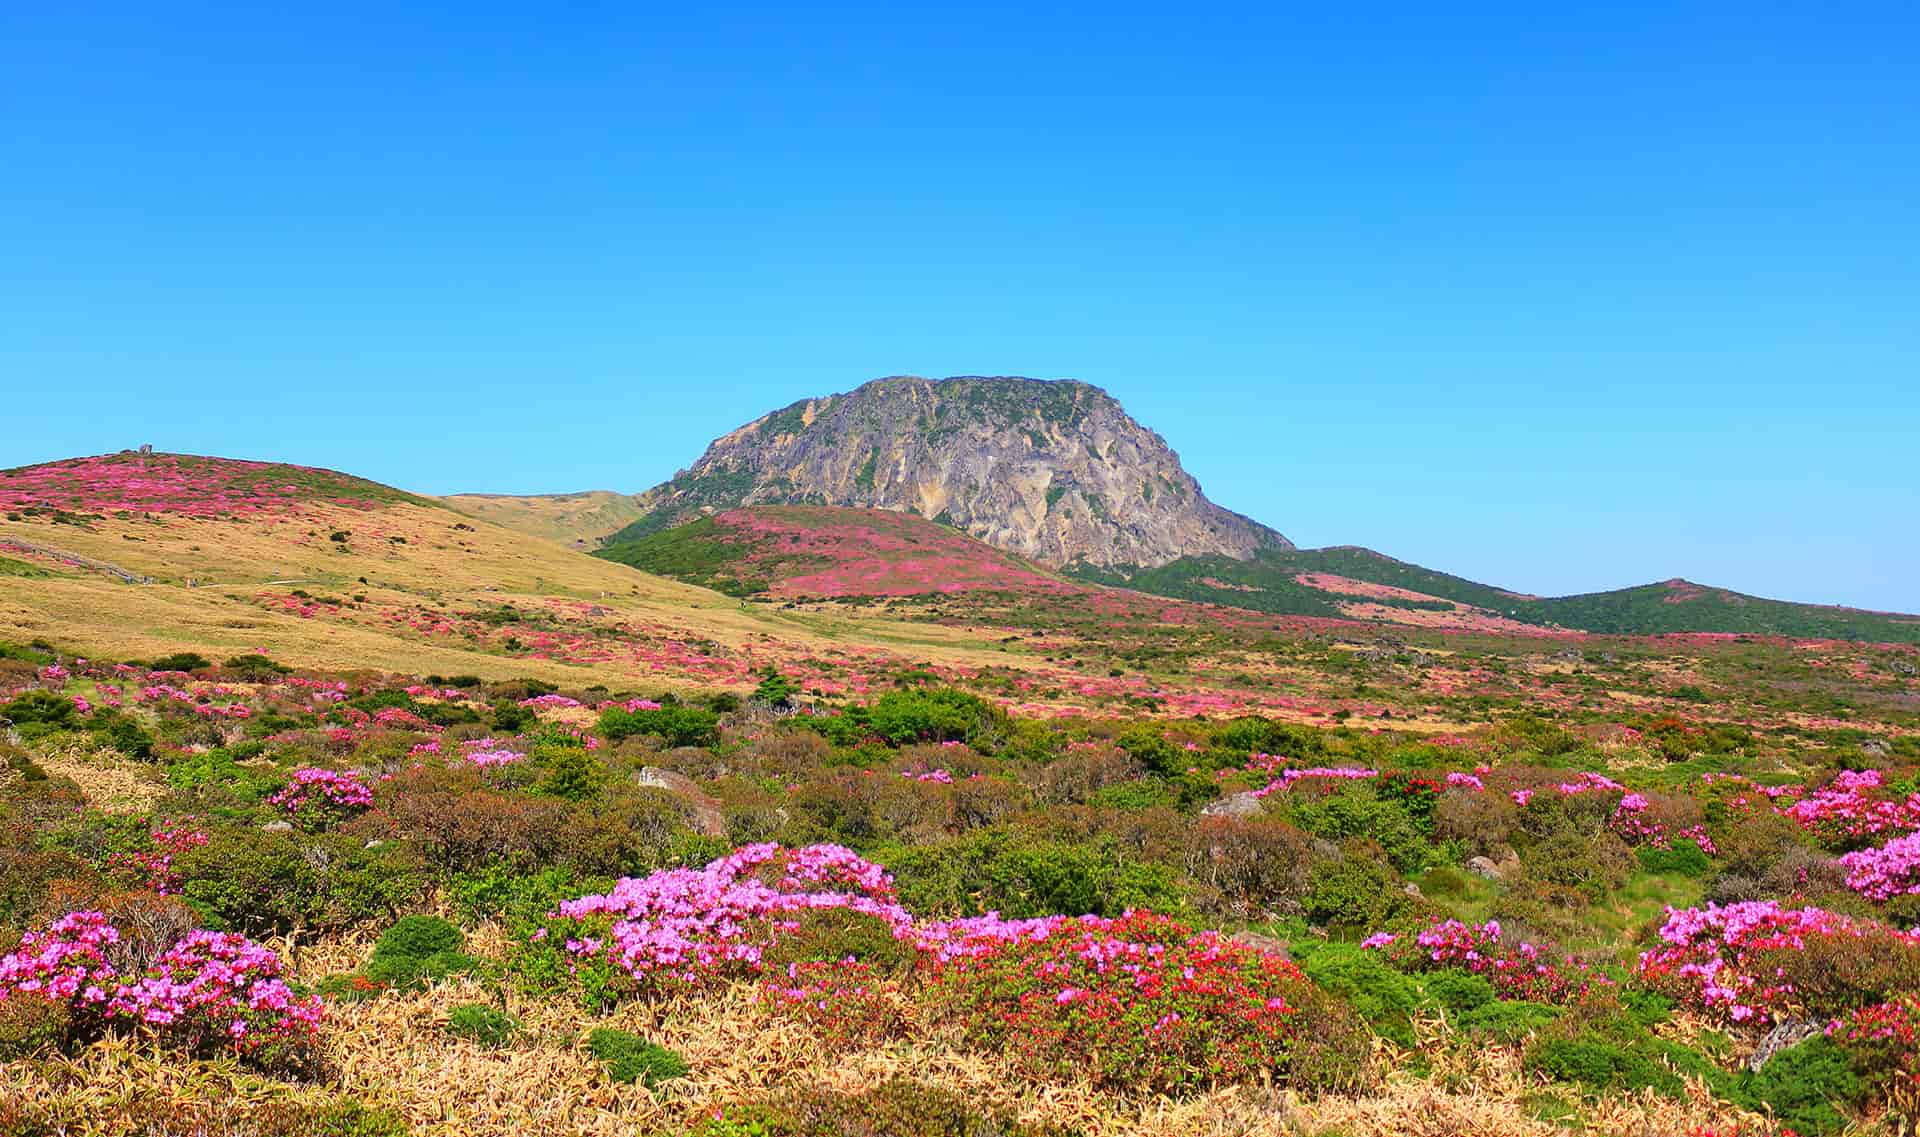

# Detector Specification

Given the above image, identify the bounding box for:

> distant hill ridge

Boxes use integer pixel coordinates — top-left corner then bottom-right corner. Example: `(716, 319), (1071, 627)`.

(606, 375), (1292, 569)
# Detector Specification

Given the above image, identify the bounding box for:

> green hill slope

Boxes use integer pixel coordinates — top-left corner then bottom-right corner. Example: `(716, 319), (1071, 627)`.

(1070, 548), (1920, 644)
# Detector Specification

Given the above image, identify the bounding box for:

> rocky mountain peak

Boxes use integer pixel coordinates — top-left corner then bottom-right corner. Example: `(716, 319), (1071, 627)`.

(613, 375), (1290, 568)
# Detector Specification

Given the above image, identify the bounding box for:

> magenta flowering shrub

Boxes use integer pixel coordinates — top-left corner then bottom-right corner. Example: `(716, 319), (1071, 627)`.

(1828, 997), (1920, 1122)
(1840, 833), (1920, 902)
(924, 910), (1345, 1093)
(1249, 766), (1379, 799)
(1609, 792), (1718, 854)
(0, 911), (321, 1062)
(104, 825), (209, 895)
(1364, 918), (1609, 1004)
(106, 929), (324, 1052)
(267, 767), (375, 826)
(537, 845), (1365, 1091)
(538, 844), (913, 997)
(1635, 901), (1920, 1024)
(0, 452), (406, 518)
(1781, 769), (1920, 849)
(466, 748), (526, 769)
(519, 693), (582, 710)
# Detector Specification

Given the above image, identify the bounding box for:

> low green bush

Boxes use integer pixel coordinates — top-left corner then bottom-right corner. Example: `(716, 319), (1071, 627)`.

(1294, 942), (1422, 1046)
(1456, 999), (1561, 1042)
(445, 1003), (517, 1048)
(759, 908), (918, 976)
(1737, 1037), (1862, 1136)
(599, 704), (720, 748)
(586, 1027), (687, 1087)
(1635, 840), (1713, 876)
(359, 915), (478, 993)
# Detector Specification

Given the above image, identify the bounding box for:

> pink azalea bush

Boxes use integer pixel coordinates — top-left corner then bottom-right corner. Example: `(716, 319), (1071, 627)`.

(1839, 832), (1920, 902)
(533, 843), (914, 1002)
(1827, 997), (1920, 1122)
(531, 844), (1356, 1091)
(104, 825), (209, 895)
(1365, 918), (1609, 1004)
(0, 910), (321, 1062)
(1781, 768), (1920, 848)
(923, 910), (1351, 1093)
(267, 767), (375, 825)
(1635, 901), (1920, 1024)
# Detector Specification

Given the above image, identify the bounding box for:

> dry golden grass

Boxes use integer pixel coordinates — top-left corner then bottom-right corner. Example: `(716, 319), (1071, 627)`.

(32, 739), (165, 813)
(0, 934), (1803, 1137)
(439, 491), (647, 550)
(0, 504), (1035, 692)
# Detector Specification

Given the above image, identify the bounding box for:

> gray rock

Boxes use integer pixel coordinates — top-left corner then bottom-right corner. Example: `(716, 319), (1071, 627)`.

(1201, 791), (1264, 819)
(261, 820), (293, 833)
(1748, 1019), (1822, 1073)
(619, 375), (1293, 569)
(634, 766), (728, 838)
(1466, 855), (1508, 881)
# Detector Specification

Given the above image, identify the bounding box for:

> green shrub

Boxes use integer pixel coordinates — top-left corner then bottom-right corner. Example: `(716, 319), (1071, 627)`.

(1635, 840), (1713, 876)
(759, 908), (918, 976)
(0, 691), (79, 731)
(87, 709), (154, 761)
(864, 688), (1003, 748)
(885, 830), (1185, 919)
(1422, 969), (1496, 1015)
(535, 745), (605, 801)
(1303, 851), (1412, 930)
(586, 1027), (687, 1087)
(1521, 831), (1632, 902)
(376, 914), (463, 960)
(598, 704), (719, 748)
(1736, 1036), (1862, 1136)
(1114, 726), (1188, 777)
(1294, 942), (1423, 1045)
(1526, 1014), (1727, 1101)
(1087, 779), (1178, 811)
(1456, 999), (1561, 1042)
(175, 827), (329, 934)
(148, 651), (212, 673)
(448, 863), (598, 925)
(753, 671), (799, 708)
(0, 996), (70, 1060)
(222, 652), (292, 679)
(1283, 784), (1434, 874)
(357, 915), (478, 993)
(445, 1003), (517, 1048)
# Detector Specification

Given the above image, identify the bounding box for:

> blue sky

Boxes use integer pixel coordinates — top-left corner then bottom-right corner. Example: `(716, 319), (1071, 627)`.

(3, 3), (1916, 610)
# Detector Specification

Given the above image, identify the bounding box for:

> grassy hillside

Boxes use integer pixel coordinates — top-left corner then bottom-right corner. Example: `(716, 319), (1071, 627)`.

(1072, 547), (1920, 644)
(440, 489), (646, 549)
(0, 456), (1025, 697)
(1521, 578), (1920, 641)
(596, 505), (1079, 599)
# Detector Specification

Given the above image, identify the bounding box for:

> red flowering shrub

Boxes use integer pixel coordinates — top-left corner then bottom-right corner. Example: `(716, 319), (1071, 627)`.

(1828, 997), (1920, 1124)
(925, 910), (1363, 1093)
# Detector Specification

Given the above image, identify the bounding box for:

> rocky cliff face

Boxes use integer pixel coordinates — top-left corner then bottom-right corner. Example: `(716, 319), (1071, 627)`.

(615, 375), (1289, 569)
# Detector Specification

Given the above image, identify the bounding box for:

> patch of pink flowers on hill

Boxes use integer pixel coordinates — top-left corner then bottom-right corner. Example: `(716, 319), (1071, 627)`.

(712, 506), (1085, 598)
(0, 452), (398, 517)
